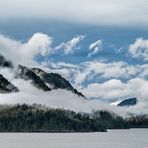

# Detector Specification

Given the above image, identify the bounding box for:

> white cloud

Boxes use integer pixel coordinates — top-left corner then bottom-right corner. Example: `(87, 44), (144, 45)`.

(0, 0), (148, 27)
(56, 35), (85, 54)
(88, 40), (103, 57)
(129, 38), (148, 61)
(139, 64), (148, 78)
(0, 76), (109, 113)
(41, 59), (148, 89)
(0, 79), (82, 112)
(83, 78), (148, 102)
(41, 61), (79, 80)
(0, 33), (53, 66)
(82, 61), (141, 79)
(83, 79), (126, 100)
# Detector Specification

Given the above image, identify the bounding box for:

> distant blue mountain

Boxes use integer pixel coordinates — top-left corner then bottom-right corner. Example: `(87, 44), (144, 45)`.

(117, 98), (137, 107)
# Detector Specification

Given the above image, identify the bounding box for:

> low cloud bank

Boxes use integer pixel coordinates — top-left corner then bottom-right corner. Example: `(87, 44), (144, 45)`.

(0, 77), (147, 116)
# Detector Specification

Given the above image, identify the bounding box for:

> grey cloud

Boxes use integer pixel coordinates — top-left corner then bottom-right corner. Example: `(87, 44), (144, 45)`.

(0, 0), (148, 27)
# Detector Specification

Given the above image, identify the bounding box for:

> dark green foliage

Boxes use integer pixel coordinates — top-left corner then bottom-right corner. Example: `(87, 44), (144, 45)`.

(17, 65), (51, 91)
(0, 74), (18, 93)
(0, 104), (106, 132)
(0, 105), (148, 132)
(126, 114), (148, 128)
(93, 111), (129, 129)
(93, 111), (148, 129)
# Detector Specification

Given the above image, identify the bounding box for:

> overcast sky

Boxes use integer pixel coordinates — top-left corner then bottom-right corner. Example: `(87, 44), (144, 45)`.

(0, 0), (148, 27)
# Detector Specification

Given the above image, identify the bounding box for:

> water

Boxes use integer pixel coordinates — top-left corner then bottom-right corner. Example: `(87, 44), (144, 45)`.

(0, 129), (148, 148)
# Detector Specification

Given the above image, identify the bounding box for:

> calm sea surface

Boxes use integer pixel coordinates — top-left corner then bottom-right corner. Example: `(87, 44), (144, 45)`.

(0, 129), (147, 148)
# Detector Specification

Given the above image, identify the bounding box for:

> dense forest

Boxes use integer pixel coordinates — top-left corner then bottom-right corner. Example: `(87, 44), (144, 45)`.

(0, 104), (105, 132)
(0, 104), (148, 132)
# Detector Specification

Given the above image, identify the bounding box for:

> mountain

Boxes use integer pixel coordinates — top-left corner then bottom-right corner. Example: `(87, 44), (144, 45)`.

(0, 74), (18, 93)
(0, 55), (18, 93)
(17, 65), (51, 91)
(0, 54), (84, 97)
(32, 68), (85, 97)
(117, 98), (137, 107)
(0, 55), (13, 68)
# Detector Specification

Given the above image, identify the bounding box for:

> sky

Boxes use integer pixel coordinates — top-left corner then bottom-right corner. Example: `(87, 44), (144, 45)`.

(0, 0), (148, 114)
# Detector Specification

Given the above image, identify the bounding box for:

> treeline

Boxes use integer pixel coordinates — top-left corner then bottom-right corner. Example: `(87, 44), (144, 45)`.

(0, 104), (105, 132)
(0, 104), (148, 132)
(126, 114), (148, 128)
(92, 111), (148, 129)
(92, 111), (129, 129)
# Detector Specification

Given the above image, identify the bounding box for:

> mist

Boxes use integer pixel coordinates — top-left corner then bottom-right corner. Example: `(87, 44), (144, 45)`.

(0, 75), (147, 116)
